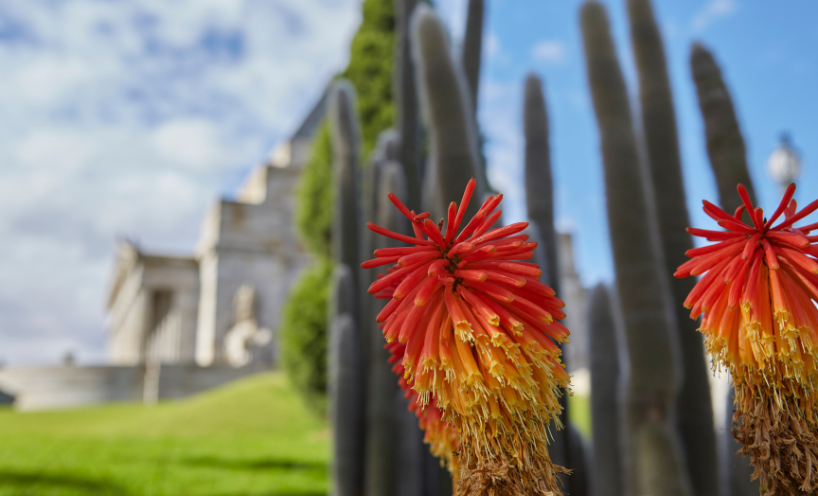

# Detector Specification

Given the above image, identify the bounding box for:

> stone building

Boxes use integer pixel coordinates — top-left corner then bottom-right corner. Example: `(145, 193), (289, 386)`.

(106, 92), (327, 369)
(0, 88), (597, 410)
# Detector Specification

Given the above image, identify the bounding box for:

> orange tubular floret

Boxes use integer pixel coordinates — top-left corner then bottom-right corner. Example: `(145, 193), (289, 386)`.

(393, 263), (436, 300)
(469, 260), (543, 279)
(470, 210), (503, 240)
(362, 178), (571, 493)
(415, 277), (443, 306)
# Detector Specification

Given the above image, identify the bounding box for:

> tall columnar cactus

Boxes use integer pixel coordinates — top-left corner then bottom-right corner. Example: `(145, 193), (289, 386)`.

(690, 43), (757, 212)
(523, 73), (593, 496)
(690, 42), (759, 496)
(523, 74), (559, 296)
(568, 423), (590, 496)
(411, 4), (485, 220)
(588, 284), (624, 496)
(330, 81), (364, 298)
(461, 0), (484, 116)
(373, 157), (428, 496)
(626, 2), (719, 495)
(724, 388), (758, 496)
(328, 81), (367, 496)
(580, 3), (693, 496)
(329, 266), (365, 496)
(394, 0), (421, 210)
(364, 132), (403, 496)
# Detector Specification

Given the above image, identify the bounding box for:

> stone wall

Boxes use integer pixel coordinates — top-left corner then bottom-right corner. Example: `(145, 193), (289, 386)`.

(0, 364), (264, 412)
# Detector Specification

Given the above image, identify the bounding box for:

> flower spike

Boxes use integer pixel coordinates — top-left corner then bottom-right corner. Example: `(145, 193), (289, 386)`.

(363, 178), (571, 496)
(677, 183), (818, 495)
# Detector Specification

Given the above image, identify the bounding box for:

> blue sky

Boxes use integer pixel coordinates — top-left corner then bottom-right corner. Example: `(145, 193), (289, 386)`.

(0, 0), (815, 365)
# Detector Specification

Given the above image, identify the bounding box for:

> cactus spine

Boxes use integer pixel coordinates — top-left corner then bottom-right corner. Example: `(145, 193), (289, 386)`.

(411, 4), (485, 220)
(580, 3), (692, 495)
(627, 2), (719, 495)
(588, 284), (624, 496)
(461, 0), (484, 116)
(690, 42), (759, 496)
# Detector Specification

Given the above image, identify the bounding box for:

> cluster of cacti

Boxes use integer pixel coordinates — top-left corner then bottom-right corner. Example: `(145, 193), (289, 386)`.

(317, 0), (805, 494)
(628, 0), (721, 494)
(581, 3), (694, 495)
(325, 0), (489, 493)
(576, 0), (806, 495)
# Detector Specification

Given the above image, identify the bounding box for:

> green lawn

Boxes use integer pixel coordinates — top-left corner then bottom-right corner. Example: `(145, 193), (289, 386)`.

(568, 394), (592, 441)
(0, 372), (329, 496)
(0, 370), (592, 496)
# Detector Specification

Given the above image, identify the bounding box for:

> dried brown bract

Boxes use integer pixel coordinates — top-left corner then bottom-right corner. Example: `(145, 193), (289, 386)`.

(732, 371), (818, 495)
(456, 434), (569, 496)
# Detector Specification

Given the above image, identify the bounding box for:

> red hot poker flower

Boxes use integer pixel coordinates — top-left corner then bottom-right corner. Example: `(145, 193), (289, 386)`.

(677, 184), (818, 495)
(363, 178), (571, 496)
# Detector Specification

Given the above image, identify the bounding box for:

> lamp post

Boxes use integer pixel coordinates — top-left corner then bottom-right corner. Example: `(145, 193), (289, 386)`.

(766, 132), (802, 195)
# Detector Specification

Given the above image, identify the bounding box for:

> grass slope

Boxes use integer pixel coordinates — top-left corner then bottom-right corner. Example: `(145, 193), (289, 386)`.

(0, 372), (329, 496)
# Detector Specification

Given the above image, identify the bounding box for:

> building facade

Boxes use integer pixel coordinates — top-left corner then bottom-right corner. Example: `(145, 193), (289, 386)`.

(106, 93), (326, 369)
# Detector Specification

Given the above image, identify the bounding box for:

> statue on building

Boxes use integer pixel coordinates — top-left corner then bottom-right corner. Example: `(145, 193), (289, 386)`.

(223, 285), (273, 367)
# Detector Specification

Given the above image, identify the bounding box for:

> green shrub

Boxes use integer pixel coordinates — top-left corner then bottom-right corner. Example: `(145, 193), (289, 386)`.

(279, 257), (333, 416)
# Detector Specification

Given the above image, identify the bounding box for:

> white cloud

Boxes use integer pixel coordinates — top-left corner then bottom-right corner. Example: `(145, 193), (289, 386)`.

(152, 119), (232, 170)
(531, 40), (565, 64)
(0, 0), (362, 365)
(16, 130), (99, 173)
(692, 0), (737, 31)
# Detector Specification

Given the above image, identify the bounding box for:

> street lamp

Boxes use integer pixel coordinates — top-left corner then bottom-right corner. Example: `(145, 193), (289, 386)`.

(766, 132), (802, 195)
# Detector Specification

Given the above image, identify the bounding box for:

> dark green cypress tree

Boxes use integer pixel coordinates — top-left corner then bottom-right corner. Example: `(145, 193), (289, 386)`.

(342, 0), (396, 159)
(280, 0), (396, 416)
(280, 123), (333, 416)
